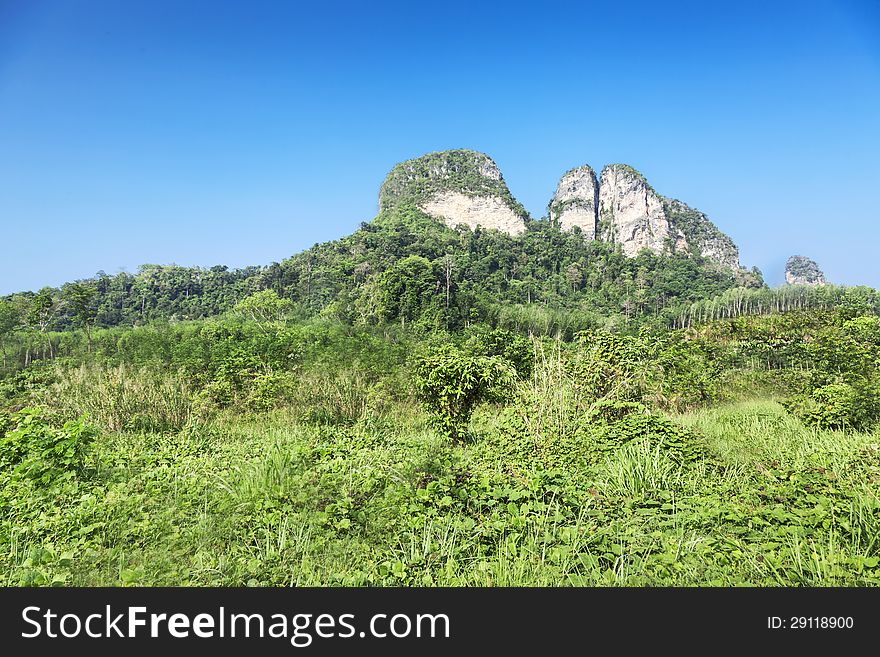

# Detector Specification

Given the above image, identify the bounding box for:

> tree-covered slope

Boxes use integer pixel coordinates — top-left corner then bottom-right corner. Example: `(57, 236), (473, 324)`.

(2, 205), (755, 351)
(255, 207), (750, 332)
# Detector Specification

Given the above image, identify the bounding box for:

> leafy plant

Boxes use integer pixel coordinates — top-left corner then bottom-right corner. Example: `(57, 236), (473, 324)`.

(0, 407), (96, 485)
(782, 382), (878, 430)
(567, 330), (647, 404)
(234, 289), (294, 326)
(465, 327), (534, 377)
(414, 345), (515, 442)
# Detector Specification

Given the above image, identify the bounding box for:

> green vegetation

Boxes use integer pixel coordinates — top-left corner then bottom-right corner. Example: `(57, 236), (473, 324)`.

(1, 296), (879, 586)
(2, 198), (878, 587)
(1, 211), (752, 353)
(673, 284), (879, 327)
(414, 344), (515, 443)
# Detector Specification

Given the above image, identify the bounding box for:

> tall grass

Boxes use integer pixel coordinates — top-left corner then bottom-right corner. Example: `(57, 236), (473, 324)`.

(513, 339), (583, 442)
(35, 364), (202, 432)
(488, 303), (601, 339)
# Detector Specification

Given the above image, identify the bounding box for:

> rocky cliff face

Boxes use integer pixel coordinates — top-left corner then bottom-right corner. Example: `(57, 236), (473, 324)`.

(547, 162), (740, 269)
(548, 166), (599, 239)
(378, 149), (528, 236)
(597, 164), (671, 257)
(785, 256), (826, 285)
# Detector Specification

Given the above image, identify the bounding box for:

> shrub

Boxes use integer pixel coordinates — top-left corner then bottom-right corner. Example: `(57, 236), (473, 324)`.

(586, 399), (649, 423)
(567, 330), (647, 403)
(465, 326), (534, 377)
(414, 345), (515, 442)
(646, 333), (721, 411)
(600, 412), (706, 463)
(233, 289), (294, 325)
(0, 407), (96, 485)
(782, 382), (879, 430)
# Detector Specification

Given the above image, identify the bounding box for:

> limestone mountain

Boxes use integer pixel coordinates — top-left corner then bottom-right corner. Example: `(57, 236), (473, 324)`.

(785, 255), (826, 286)
(663, 199), (740, 270)
(548, 165), (599, 239)
(378, 150), (742, 271)
(549, 162), (740, 269)
(378, 149), (528, 236)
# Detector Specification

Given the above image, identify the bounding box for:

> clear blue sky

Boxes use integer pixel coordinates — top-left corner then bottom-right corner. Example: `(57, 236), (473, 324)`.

(1, 0), (879, 294)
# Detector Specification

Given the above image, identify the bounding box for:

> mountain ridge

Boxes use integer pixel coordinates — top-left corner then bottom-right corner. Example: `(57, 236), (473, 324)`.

(381, 149), (742, 271)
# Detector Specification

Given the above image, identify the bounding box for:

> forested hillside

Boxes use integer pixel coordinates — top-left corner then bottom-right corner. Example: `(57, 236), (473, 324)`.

(1, 206), (761, 369)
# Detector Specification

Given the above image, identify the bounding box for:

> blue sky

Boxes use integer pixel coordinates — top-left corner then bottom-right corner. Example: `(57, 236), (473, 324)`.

(1, 0), (879, 294)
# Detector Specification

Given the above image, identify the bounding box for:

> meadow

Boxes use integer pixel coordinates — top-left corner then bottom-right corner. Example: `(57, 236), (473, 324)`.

(2, 307), (878, 587)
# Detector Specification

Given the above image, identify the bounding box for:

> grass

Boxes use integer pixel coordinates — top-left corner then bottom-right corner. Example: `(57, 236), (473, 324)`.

(2, 393), (879, 586)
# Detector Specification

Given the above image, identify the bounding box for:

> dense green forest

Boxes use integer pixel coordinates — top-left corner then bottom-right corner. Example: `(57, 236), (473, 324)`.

(2, 211), (879, 586)
(1, 208), (757, 357)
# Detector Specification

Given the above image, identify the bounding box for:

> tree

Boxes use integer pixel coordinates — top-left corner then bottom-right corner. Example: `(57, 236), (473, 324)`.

(62, 281), (99, 352)
(234, 289), (293, 329)
(26, 287), (62, 359)
(377, 255), (441, 328)
(0, 299), (18, 369)
(414, 345), (515, 442)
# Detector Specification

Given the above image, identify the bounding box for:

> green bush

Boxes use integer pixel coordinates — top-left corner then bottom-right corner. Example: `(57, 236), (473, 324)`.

(782, 382), (879, 430)
(465, 326), (534, 377)
(646, 332), (721, 411)
(414, 345), (515, 442)
(586, 399), (649, 423)
(600, 412), (706, 463)
(0, 407), (96, 485)
(567, 330), (647, 403)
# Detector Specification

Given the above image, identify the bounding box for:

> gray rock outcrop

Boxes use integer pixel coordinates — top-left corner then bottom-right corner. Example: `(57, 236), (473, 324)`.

(548, 162), (740, 269)
(785, 256), (826, 285)
(378, 150), (743, 269)
(598, 164), (672, 257)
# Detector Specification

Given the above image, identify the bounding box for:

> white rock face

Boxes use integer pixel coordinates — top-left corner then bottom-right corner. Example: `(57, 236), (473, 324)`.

(549, 166), (598, 239)
(477, 160), (503, 181)
(699, 240), (739, 269)
(420, 191), (526, 236)
(598, 165), (671, 257)
(785, 271), (826, 285)
(378, 149), (528, 236)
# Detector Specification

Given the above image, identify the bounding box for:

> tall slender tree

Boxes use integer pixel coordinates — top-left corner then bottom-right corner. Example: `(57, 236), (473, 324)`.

(0, 299), (18, 369)
(62, 281), (99, 353)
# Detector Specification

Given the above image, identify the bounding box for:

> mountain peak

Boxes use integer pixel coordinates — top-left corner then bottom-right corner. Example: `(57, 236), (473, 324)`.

(377, 149), (528, 235)
(544, 161), (740, 269)
(785, 255), (826, 285)
(548, 165), (599, 238)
